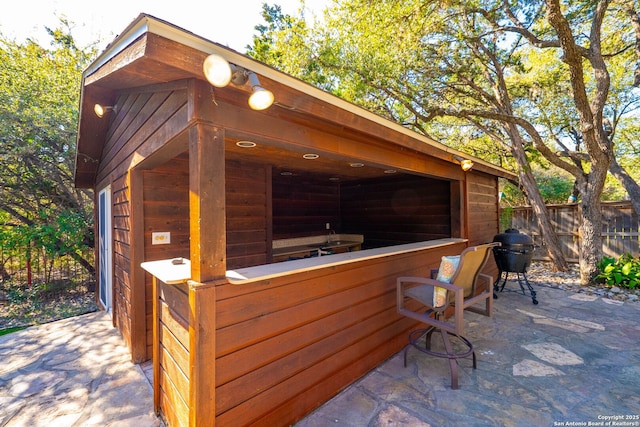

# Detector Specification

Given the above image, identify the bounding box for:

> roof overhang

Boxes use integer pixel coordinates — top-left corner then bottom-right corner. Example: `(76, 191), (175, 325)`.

(74, 13), (517, 188)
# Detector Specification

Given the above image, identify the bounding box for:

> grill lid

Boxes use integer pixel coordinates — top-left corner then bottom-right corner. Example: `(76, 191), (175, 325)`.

(493, 228), (533, 246)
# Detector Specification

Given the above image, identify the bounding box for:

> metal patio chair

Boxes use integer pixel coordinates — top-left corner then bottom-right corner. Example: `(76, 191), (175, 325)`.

(396, 242), (500, 389)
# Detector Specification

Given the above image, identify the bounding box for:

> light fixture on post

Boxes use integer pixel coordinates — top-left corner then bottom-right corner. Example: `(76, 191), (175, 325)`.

(202, 54), (274, 110)
(453, 155), (474, 172)
(93, 104), (116, 118)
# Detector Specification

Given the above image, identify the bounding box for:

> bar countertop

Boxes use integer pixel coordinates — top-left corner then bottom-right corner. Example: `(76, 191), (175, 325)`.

(141, 238), (467, 286)
(226, 238), (467, 284)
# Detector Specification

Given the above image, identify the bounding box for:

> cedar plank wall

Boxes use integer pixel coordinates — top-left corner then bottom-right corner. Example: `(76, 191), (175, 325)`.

(466, 171), (500, 278)
(272, 174), (341, 239)
(94, 83), (189, 357)
(341, 175), (451, 248)
(157, 280), (190, 427)
(212, 240), (468, 426)
(112, 174), (133, 342)
(226, 160), (269, 269)
(143, 156), (190, 359)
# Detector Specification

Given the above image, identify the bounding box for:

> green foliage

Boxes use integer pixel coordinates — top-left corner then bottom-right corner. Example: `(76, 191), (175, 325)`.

(596, 254), (640, 289)
(0, 21), (96, 274)
(499, 206), (513, 232)
(532, 167), (574, 204)
(0, 326), (28, 336)
(250, 0), (640, 200)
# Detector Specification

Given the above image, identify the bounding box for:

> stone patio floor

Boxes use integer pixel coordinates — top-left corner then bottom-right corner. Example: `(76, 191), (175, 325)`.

(1, 282), (639, 426)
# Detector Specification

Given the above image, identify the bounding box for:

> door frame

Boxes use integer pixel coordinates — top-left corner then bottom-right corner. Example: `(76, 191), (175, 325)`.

(98, 185), (113, 314)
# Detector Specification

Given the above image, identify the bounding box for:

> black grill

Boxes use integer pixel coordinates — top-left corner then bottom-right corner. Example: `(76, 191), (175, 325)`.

(492, 228), (538, 304)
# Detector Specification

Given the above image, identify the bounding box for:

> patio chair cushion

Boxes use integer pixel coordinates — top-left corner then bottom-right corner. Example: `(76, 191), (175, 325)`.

(434, 255), (460, 307)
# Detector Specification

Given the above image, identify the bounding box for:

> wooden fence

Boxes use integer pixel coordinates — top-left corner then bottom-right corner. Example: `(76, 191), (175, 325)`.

(501, 201), (639, 262)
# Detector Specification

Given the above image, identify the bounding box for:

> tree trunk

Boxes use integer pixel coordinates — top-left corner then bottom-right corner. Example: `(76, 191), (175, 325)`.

(506, 123), (569, 271)
(609, 157), (640, 215)
(68, 251), (96, 276)
(0, 263), (10, 281)
(518, 165), (569, 272)
(579, 188), (604, 284)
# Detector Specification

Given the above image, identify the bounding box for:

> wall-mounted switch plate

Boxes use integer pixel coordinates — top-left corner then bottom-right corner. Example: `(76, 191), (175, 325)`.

(152, 232), (171, 245)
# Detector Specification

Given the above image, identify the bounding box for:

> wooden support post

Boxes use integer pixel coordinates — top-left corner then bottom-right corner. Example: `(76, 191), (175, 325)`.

(189, 124), (226, 283)
(451, 179), (465, 239)
(152, 276), (161, 414)
(129, 169), (147, 362)
(188, 118), (225, 426)
(188, 281), (217, 427)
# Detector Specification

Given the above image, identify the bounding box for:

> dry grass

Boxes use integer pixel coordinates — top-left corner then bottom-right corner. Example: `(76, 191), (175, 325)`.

(0, 281), (97, 330)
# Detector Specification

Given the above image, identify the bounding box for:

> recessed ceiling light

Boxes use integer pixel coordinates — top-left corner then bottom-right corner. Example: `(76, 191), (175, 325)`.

(349, 162), (364, 168)
(280, 171), (293, 176)
(236, 141), (257, 148)
(384, 169), (397, 174)
(329, 177), (340, 181)
(303, 153), (319, 159)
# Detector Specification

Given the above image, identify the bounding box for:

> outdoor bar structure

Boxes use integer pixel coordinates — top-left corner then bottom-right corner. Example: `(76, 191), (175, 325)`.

(73, 14), (516, 427)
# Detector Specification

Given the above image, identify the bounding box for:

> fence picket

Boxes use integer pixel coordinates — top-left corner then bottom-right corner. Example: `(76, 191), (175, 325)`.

(501, 201), (639, 262)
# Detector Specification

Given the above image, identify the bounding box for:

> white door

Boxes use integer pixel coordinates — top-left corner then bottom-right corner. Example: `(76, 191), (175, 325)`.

(98, 186), (112, 314)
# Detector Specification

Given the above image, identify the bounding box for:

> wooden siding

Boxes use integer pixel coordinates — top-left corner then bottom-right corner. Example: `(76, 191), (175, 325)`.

(214, 241), (467, 425)
(143, 158), (190, 359)
(112, 173), (132, 345)
(156, 280), (190, 427)
(467, 172), (499, 245)
(94, 82), (191, 361)
(341, 175), (451, 248)
(156, 241), (467, 426)
(272, 174), (341, 239)
(96, 83), (189, 185)
(466, 171), (500, 277)
(226, 160), (270, 269)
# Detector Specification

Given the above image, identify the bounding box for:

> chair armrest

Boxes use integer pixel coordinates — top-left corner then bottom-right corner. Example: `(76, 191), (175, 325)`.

(397, 276), (463, 292)
(477, 273), (493, 292)
(397, 276), (463, 312)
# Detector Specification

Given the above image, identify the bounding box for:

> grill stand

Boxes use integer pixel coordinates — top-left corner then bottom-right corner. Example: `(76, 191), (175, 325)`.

(493, 271), (538, 304)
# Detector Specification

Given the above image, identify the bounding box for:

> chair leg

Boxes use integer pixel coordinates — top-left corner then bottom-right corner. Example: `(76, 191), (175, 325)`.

(403, 344), (409, 368)
(440, 328), (459, 389)
(403, 326), (475, 389)
(425, 328), (435, 351)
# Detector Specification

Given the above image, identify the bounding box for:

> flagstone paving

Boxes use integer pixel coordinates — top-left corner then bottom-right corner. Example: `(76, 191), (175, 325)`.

(1, 282), (639, 426)
(0, 312), (162, 427)
(295, 284), (640, 427)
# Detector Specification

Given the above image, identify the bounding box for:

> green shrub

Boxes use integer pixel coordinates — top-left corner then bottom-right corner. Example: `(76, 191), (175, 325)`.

(595, 253), (640, 289)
